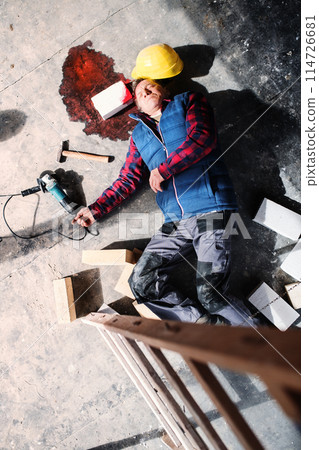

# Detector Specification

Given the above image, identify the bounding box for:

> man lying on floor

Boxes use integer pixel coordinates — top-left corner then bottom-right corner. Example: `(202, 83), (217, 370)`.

(73, 79), (255, 326)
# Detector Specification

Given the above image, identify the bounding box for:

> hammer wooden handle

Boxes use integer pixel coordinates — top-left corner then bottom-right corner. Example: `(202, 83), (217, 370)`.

(62, 150), (110, 163)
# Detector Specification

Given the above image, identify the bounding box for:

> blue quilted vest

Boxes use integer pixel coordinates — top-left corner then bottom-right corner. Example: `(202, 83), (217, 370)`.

(129, 92), (237, 222)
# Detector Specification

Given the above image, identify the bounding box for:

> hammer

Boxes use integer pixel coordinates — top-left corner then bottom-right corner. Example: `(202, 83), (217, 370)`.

(57, 141), (113, 164)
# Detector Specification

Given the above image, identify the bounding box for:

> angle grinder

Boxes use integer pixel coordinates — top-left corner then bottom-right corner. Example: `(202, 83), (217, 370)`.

(21, 173), (78, 214)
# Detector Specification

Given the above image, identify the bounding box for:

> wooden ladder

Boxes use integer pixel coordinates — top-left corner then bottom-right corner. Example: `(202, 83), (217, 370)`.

(83, 308), (300, 450)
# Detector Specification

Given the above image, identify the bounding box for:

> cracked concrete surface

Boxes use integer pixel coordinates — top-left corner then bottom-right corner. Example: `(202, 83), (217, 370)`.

(0, 0), (301, 448)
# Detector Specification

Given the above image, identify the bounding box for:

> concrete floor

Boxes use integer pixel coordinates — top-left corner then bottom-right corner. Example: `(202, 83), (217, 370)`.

(0, 0), (301, 448)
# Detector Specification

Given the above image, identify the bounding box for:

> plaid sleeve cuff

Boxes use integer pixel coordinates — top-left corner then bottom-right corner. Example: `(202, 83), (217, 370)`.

(88, 203), (107, 221)
(158, 162), (172, 180)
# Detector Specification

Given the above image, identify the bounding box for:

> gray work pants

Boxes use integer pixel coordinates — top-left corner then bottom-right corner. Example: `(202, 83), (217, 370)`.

(128, 211), (232, 322)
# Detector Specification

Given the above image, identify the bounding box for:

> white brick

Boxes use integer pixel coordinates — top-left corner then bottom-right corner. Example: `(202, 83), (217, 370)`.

(281, 240), (301, 281)
(253, 198), (301, 240)
(285, 282), (301, 309)
(248, 282), (300, 331)
(91, 81), (133, 120)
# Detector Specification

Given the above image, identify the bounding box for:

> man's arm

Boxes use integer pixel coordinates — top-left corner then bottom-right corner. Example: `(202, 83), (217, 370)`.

(73, 138), (148, 226)
(157, 92), (218, 180)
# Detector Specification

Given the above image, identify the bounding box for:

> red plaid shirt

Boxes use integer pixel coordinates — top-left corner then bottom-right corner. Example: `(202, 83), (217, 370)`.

(89, 92), (218, 220)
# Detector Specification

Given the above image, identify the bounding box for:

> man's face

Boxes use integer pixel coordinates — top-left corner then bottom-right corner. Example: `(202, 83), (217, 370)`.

(134, 80), (165, 116)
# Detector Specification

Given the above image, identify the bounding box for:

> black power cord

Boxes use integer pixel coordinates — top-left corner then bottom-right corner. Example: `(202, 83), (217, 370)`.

(1, 193), (98, 241)
(0, 193), (21, 197)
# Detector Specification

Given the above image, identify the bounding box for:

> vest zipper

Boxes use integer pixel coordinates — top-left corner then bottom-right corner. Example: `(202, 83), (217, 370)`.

(137, 117), (185, 218)
(157, 124), (184, 218)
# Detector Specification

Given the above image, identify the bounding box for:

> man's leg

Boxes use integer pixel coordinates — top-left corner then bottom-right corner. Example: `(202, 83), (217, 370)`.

(193, 211), (232, 318)
(128, 221), (207, 322)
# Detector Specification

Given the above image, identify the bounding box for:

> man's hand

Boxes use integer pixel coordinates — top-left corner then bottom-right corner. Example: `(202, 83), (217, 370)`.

(149, 168), (164, 193)
(72, 207), (95, 228)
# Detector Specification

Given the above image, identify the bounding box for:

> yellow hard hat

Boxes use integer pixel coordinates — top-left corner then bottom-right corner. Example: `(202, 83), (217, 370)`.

(131, 43), (184, 80)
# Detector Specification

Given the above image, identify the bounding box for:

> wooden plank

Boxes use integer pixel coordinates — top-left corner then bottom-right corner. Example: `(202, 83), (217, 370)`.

(264, 379), (301, 423)
(147, 346), (227, 450)
(114, 265), (135, 298)
(133, 248), (143, 262)
(133, 301), (161, 320)
(248, 282), (300, 331)
(253, 198), (301, 240)
(97, 328), (183, 448)
(106, 329), (203, 449)
(53, 277), (76, 323)
(161, 432), (182, 449)
(82, 249), (135, 266)
(93, 305), (185, 447)
(185, 359), (264, 450)
(285, 283), (301, 309)
(82, 314), (301, 388)
(113, 249), (143, 298)
(123, 338), (208, 449)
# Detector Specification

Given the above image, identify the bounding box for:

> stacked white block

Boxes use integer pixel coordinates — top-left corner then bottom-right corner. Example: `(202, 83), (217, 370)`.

(285, 282), (301, 309)
(248, 282), (300, 331)
(91, 81), (133, 120)
(253, 198), (301, 240)
(281, 239), (301, 281)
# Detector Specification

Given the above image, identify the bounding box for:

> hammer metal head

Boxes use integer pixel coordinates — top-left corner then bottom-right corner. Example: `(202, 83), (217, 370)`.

(57, 140), (69, 163)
